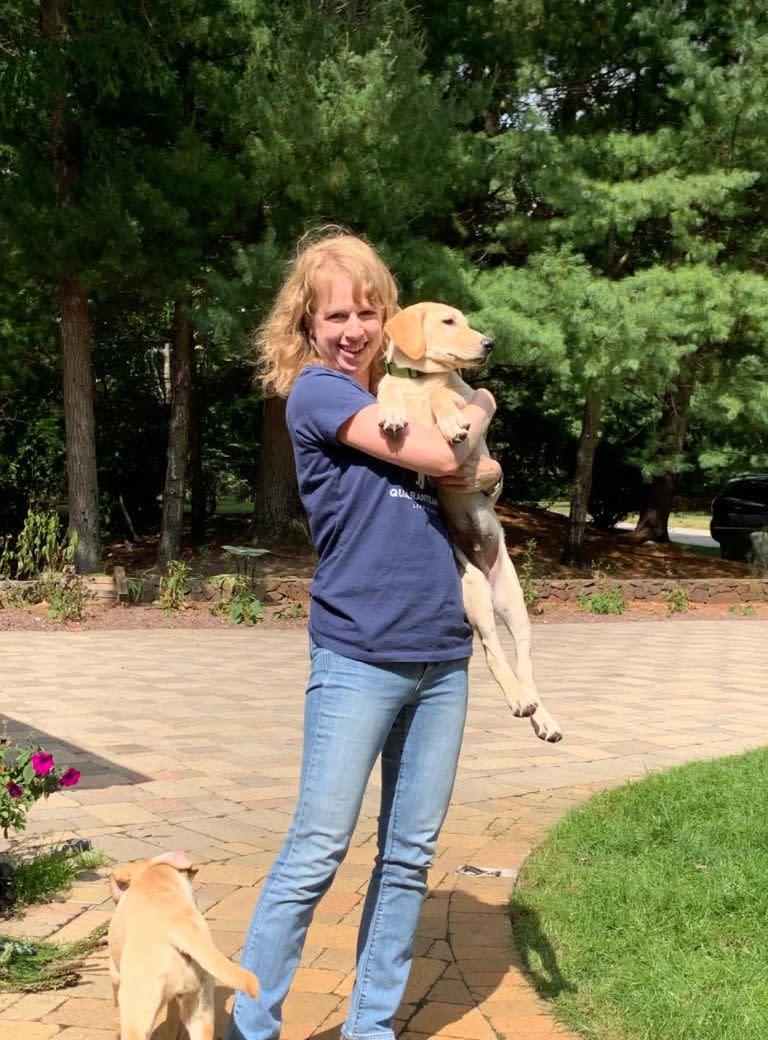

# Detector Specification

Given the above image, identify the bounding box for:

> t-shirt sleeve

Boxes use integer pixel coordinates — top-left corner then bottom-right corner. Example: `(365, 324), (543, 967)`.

(287, 368), (374, 446)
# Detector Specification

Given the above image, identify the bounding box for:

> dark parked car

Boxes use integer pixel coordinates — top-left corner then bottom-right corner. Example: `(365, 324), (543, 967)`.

(710, 474), (768, 559)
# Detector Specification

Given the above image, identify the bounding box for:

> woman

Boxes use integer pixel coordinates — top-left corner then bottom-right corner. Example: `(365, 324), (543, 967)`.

(228, 230), (501, 1040)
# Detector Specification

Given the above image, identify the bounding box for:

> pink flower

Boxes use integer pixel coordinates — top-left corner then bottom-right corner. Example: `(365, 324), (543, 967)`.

(31, 752), (55, 776)
(6, 781), (23, 799)
(59, 768), (81, 788)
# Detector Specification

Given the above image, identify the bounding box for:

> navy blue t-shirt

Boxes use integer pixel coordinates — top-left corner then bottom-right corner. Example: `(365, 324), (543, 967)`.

(285, 366), (472, 663)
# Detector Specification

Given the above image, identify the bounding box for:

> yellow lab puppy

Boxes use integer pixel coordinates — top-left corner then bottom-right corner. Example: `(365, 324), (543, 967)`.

(379, 302), (562, 742)
(108, 851), (259, 1040)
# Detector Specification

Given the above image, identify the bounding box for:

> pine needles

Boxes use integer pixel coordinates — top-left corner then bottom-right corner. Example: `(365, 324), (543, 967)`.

(0, 920), (108, 992)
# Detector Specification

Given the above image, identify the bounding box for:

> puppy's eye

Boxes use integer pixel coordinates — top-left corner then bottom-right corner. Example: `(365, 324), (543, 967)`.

(442, 318), (456, 326)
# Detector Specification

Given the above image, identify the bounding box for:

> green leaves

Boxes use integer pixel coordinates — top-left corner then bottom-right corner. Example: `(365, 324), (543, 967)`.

(0, 741), (81, 838)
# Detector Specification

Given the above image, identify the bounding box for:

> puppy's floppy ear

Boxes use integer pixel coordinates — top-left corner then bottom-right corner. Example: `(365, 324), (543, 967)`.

(110, 860), (147, 903)
(151, 850), (197, 876)
(384, 306), (425, 360)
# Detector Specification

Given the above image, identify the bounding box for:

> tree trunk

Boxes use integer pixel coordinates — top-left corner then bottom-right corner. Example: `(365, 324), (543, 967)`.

(60, 275), (101, 573)
(188, 341), (206, 544)
(633, 356), (697, 543)
(562, 390), (602, 568)
(42, 0), (101, 573)
(251, 397), (308, 544)
(156, 302), (193, 570)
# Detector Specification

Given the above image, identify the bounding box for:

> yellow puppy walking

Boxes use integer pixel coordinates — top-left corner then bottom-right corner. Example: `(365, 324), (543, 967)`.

(108, 851), (259, 1040)
(379, 302), (562, 743)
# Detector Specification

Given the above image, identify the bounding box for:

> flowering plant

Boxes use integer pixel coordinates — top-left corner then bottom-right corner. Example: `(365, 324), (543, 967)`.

(0, 740), (81, 838)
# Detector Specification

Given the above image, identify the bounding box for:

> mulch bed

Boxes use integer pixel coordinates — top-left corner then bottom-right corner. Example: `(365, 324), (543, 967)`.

(1, 597), (765, 633)
(497, 504), (749, 579)
(1, 504), (762, 631)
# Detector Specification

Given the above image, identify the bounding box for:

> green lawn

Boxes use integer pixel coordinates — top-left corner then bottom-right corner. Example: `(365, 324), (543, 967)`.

(510, 749), (768, 1040)
(214, 497), (254, 516)
(182, 497), (253, 517)
(679, 543), (720, 558)
(624, 512), (712, 531)
(543, 502), (712, 531)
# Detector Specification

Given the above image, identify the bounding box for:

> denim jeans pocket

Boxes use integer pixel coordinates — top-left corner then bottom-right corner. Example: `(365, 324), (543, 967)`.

(308, 636), (332, 683)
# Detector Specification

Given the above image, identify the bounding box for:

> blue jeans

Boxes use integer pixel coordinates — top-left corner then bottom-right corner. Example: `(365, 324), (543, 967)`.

(227, 639), (469, 1040)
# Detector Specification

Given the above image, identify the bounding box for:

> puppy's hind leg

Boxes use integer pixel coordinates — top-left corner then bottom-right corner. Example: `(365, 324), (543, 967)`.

(457, 550), (531, 717)
(109, 963), (121, 1038)
(489, 549), (562, 743)
(178, 976), (215, 1040)
(116, 976), (167, 1040)
(161, 998), (183, 1040)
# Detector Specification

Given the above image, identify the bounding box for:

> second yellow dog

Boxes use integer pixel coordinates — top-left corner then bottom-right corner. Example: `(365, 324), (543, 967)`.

(108, 851), (259, 1040)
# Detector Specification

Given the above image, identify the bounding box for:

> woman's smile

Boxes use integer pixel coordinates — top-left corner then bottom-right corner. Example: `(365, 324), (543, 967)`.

(311, 271), (383, 388)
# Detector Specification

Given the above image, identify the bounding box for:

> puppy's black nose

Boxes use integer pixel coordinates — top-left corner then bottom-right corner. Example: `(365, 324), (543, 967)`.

(481, 337), (494, 354)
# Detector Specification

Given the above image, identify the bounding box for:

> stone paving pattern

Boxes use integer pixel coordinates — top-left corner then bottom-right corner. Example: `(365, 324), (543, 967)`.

(0, 620), (766, 1040)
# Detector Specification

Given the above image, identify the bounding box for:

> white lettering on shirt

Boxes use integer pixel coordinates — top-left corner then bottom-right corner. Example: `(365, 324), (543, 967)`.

(389, 485), (439, 513)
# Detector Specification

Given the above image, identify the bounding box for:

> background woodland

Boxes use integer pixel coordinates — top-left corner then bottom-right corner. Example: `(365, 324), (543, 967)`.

(2, 0), (767, 570)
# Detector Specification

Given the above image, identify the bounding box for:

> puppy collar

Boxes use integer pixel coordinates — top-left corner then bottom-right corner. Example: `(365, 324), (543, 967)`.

(385, 361), (423, 379)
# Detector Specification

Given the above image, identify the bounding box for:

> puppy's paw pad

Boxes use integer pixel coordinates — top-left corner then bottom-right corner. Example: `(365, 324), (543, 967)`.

(531, 711), (563, 743)
(509, 696), (538, 718)
(378, 408), (408, 433)
(437, 415), (470, 443)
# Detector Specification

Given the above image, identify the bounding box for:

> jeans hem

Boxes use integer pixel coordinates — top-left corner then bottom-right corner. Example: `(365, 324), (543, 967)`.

(340, 1031), (394, 1040)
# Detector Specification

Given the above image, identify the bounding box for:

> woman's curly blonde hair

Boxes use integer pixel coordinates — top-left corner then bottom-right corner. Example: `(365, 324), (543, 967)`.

(256, 227), (399, 398)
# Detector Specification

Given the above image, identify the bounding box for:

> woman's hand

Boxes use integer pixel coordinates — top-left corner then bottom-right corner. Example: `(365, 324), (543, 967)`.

(436, 454), (503, 495)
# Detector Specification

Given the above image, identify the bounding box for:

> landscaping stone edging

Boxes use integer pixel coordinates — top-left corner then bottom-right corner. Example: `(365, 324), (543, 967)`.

(113, 573), (768, 607)
(2, 574), (766, 607)
(531, 577), (768, 604)
(137, 574), (313, 607)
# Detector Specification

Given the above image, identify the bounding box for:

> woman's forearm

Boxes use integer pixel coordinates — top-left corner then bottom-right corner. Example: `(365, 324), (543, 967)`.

(338, 390), (495, 478)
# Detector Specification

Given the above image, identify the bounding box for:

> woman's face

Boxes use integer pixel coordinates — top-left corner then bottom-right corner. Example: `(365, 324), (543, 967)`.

(310, 271), (383, 389)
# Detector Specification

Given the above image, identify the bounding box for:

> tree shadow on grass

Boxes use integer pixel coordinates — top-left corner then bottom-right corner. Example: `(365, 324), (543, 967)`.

(508, 895), (576, 1000)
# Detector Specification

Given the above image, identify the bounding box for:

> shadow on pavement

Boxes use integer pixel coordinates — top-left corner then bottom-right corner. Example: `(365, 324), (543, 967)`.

(1, 715), (149, 789)
(508, 896), (576, 1000)
(211, 887), (572, 1040)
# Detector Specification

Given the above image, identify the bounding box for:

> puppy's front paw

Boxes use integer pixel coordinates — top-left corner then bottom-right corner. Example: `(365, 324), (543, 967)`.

(378, 406), (409, 434)
(437, 413), (470, 443)
(507, 685), (539, 718)
(530, 707), (563, 743)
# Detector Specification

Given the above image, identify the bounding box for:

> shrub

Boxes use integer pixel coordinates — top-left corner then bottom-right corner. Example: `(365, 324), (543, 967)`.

(155, 560), (191, 613)
(12, 846), (109, 908)
(42, 572), (86, 622)
(666, 586), (690, 614)
(4, 508), (76, 580)
(126, 577), (143, 604)
(0, 509), (85, 621)
(0, 740), (81, 838)
(226, 579), (264, 626)
(578, 586), (626, 615)
(211, 571), (265, 626)
(519, 538), (542, 610)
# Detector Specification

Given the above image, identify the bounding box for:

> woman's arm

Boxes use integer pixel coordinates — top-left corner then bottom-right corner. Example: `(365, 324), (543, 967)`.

(338, 389), (496, 478)
(436, 453), (503, 493)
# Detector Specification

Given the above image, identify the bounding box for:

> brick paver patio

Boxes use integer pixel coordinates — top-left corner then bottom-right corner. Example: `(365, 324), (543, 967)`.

(0, 619), (766, 1040)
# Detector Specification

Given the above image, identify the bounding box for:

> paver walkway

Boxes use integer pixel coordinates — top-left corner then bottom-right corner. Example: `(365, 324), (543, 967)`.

(0, 620), (766, 1040)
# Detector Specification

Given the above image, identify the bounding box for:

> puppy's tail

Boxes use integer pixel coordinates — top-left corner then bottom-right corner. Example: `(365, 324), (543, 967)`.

(169, 920), (259, 998)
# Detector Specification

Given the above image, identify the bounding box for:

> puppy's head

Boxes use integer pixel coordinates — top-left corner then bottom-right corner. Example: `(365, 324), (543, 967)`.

(109, 851), (198, 904)
(384, 303), (493, 371)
